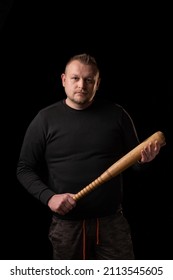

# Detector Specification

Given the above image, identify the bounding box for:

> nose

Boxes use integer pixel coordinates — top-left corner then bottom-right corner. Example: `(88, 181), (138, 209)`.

(78, 79), (85, 88)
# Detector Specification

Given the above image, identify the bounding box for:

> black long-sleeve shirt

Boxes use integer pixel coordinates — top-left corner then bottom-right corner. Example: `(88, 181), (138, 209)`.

(17, 98), (141, 219)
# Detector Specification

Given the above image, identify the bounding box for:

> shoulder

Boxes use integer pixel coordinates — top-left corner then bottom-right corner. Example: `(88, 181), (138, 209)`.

(39, 100), (63, 114)
(94, 97), (126, 114)
(35, 100), (66, 120)
(30, 100), (65, 127)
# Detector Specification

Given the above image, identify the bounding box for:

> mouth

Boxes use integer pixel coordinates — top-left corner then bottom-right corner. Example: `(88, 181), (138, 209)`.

(75, 92), (87, 97)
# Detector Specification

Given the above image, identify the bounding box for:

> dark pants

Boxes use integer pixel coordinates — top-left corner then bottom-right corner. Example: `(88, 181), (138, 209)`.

(48, 209), (134, 260)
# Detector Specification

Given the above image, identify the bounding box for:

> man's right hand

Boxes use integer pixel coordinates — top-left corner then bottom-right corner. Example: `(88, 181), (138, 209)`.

(47, 193), (76, 215)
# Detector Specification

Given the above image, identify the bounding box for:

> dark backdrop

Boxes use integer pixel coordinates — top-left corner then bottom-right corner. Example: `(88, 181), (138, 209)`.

(0, 1), (172, 260)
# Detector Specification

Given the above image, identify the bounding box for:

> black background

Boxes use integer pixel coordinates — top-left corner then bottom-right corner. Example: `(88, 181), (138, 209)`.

(0, 1), (172, 260)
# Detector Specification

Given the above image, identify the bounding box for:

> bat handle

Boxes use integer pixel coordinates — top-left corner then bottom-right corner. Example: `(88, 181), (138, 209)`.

(73, 170), (110, 201)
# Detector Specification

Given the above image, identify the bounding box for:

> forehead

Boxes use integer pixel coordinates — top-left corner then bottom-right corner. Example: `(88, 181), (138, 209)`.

(66, 60), (97, 76)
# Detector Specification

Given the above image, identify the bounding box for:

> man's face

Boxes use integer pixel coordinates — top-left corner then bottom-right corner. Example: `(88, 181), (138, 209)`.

(61, 60), (100, 109)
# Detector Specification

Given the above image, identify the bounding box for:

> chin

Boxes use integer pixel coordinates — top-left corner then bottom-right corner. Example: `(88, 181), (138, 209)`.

(74, 98), (88, 104)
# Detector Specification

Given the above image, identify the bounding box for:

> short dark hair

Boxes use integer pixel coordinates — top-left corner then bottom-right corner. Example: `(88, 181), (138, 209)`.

(65, 53), (99, 75)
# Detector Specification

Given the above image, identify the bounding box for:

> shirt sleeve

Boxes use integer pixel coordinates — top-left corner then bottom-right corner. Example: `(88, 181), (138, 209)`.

(16, 112), (55, 205)
(120, 107), (150, 171)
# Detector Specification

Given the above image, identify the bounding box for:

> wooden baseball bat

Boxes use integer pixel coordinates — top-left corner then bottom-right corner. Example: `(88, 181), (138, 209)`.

(73, 131), (166, 201)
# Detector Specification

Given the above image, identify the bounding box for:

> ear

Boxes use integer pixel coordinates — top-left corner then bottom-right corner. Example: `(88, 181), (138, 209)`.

(96, 77), (101, 90)
(61, 73), (65, 87)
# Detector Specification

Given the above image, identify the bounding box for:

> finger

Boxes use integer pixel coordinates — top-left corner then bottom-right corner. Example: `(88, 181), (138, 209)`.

(56, 208), (66, 215)
(67, 195), (76, 206)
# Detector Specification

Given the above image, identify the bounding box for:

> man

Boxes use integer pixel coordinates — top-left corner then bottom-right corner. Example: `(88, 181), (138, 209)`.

(17, 53), (161, 259)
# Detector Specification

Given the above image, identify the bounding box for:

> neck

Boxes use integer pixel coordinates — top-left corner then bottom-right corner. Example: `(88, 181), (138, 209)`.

(65, 98), (94, 110)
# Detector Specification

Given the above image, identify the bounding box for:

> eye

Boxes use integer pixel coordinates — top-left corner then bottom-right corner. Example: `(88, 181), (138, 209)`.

(72, 77), (79, 81)
(85, 78), (93, 84)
